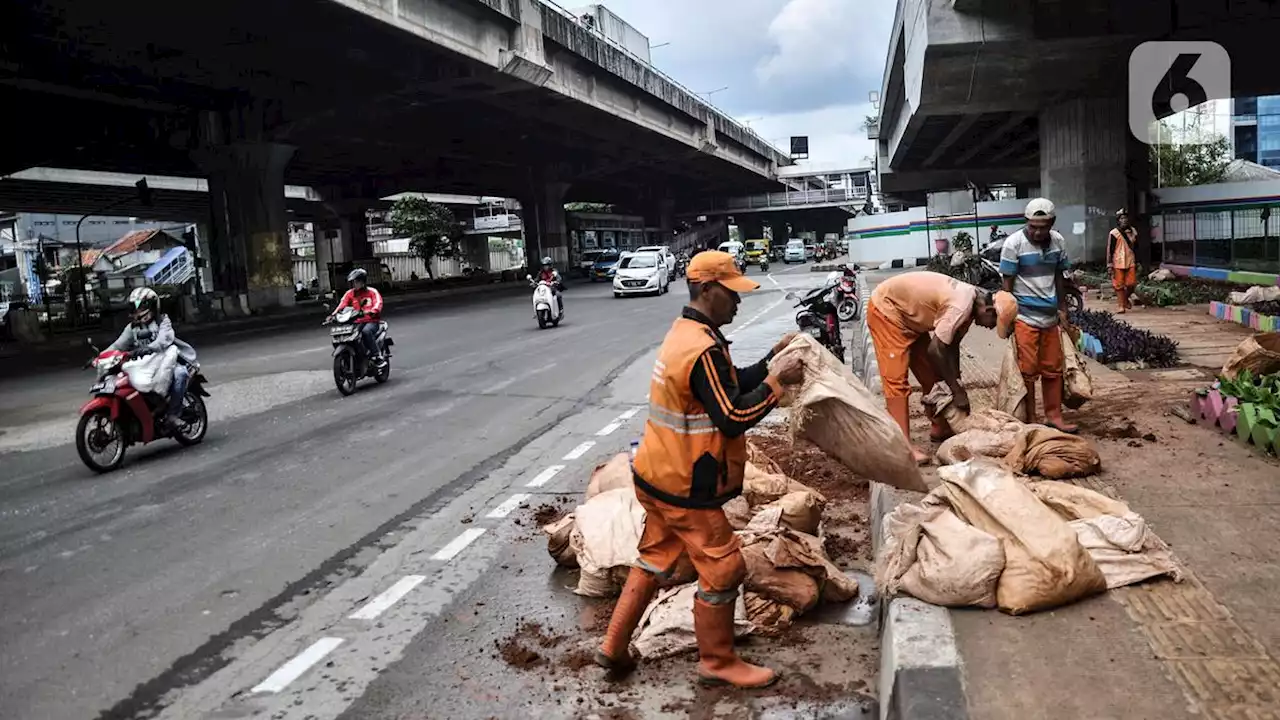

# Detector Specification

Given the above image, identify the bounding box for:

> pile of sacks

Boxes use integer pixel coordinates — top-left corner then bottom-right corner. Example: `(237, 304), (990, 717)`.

(542, 441), (860, 659)
(877, 458), (1182, 614)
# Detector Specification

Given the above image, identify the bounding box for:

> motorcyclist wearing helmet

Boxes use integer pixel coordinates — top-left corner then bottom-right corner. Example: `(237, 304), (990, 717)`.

(536, 257), (564, 310)
(109, 287), (199, 429)
(328, 268), (385, 366)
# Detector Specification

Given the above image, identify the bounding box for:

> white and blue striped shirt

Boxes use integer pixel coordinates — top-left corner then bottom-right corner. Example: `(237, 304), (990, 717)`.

(999, 228), (1069, 329)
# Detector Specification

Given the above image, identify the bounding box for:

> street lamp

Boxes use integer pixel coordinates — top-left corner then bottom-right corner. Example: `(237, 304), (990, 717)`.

(699, 86), (729, 97)
(73, 177), (151, 324)
(650, 42), (670, 49)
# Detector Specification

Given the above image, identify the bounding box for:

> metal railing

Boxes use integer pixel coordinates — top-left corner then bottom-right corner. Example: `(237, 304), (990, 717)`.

(699, 187), (872, 212)
(537, 0), (786, 159)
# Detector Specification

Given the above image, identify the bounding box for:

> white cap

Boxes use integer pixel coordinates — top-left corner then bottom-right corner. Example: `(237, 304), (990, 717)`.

(1024, 198), (1056, 220)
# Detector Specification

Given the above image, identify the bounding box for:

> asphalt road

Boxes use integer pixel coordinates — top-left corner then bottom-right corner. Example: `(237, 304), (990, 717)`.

(0, 264), (834, 720)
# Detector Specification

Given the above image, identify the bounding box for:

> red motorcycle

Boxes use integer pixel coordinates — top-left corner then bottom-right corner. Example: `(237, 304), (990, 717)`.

(834, 266), (860, 322)
(76, 344), (211, 473)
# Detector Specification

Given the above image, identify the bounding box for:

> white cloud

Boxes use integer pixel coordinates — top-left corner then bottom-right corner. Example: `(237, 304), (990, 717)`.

(757, 0), (861, 82)
(749, 102), (879, 169)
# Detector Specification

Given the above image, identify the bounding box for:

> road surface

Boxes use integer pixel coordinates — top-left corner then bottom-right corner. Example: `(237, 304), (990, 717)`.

(0, 263), (877, 720)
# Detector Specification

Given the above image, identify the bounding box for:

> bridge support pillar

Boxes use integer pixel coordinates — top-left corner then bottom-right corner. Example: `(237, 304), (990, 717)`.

(768, 219), (791, 246)
(197, 142), (297, 311)
(1039, 97), (1140, 264)
(736, 216), (764, 242)
(463, 235), (493, 273)
(520, 179), (570, 271)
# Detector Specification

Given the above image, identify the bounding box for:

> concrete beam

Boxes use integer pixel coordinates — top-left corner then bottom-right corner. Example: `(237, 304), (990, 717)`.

(953, 112), (1033, 166)
(922, 114), (979, 168)
(988, 131), (1039, 163)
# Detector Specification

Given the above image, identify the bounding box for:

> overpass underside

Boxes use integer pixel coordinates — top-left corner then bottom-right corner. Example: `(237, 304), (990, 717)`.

(5, 0), (788, 310)
(879, 0), (1280, 260)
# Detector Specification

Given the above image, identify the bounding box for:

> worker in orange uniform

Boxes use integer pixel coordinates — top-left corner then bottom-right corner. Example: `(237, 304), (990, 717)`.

(1107, 209), (1138, 313)
(594, 251), (805, 688)
(867, 271), (1010, 463)
(1000, 198), (1078, 432)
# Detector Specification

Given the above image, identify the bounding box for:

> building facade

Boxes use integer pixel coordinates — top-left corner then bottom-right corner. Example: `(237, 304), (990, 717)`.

(1232, 96), (1280, 169)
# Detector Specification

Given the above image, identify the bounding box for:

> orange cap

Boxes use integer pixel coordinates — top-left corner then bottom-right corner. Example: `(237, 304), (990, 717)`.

(994, 290), (1018, 339)
(686, 251), (760, 293)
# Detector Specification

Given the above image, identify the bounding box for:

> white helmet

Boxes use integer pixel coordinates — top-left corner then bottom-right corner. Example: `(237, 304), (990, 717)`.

(129, 287), (160, 322)
(1024, 198), (1056, 220)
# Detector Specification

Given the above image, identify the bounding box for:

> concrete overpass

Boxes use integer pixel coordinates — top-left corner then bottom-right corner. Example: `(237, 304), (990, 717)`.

(6, 0), (791, 309)
(875, 0), (1280, 261)
(686, 166), (875, 245)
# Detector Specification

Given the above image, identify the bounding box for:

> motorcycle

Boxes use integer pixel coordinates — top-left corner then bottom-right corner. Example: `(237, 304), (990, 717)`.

(324, 306), (393, 396)
(759, 256), (770, 273)
(76, 342), (210, 473)
(675, 257), (688, 278)
(834, 267), (860, 322)
(975, 256), (1083, 313)
(527, 275), (564, 329)
(786, 280), (846, 363)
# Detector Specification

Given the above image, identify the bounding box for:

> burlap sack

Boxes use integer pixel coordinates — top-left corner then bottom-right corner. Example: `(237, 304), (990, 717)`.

(743, 591), (797, 636)
(938, 460), (1107, 615)
(543, 513), (578, 568)
(741, 541), (821, 612)
(878, 495), (1005, 608)
(771, 334), (927, 493)
(936, 428), (1020, 465)
(1061, 329), (1094, 410)
(585, 453), (633, 500)
(1004, 426), (1101, 479)
(743, 462), (820, 507)
(722, 496), (753, 530)
(995, 337), (1030, 422)
(747, 439), (784, 476)
(1028, 481), (1129, 520)
(1222, 332), (1280, 378)
(760, 490), (826, 535)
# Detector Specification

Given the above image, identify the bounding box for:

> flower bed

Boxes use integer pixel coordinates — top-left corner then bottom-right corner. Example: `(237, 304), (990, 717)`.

(1208, 301), (1280, 333)
(1192, 370), (1280, 456)
(1068, 309), (1181, 367)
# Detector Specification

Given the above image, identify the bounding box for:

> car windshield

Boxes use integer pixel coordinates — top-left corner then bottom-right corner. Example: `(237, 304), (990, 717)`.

(595, 251), (619, 262)
(582, 251), (604, 262)
(745, 241), (766, 251)
(620, 254), (658, 269)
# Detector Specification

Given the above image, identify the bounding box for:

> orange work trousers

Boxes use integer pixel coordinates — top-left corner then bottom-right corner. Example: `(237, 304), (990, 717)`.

(1013, 320), (1065, 381)
(635, 489), (745, 601)
(867, 301), (941, 399)
(1112, 266), (1137, 291)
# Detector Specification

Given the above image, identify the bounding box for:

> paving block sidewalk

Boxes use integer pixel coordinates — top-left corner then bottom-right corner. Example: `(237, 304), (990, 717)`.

(918, 309), (1280, 720)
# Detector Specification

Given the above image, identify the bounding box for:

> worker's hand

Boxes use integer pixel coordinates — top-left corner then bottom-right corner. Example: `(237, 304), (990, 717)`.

(772, 332), (799, 356)
(952, 386), (971, 413)
(773, 354), (805, 386)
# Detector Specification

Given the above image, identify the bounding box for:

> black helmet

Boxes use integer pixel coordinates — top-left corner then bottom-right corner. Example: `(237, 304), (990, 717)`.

(347, 268), (368, 285)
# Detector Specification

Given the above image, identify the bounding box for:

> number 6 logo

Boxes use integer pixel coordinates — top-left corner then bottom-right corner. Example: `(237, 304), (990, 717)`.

(1128, 41), (1230, 145)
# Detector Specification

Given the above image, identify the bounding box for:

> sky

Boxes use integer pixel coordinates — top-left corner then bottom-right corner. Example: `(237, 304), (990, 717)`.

(580, 0), (897, 171)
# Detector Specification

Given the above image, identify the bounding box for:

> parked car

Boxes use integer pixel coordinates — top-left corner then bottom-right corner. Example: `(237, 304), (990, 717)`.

(589, 249), (622, 282)
(635, 245), (677, 281)
(784, 239), (807, 264)
(577, 249), (609, 278)
(804, 245), (817, 261)
(613, 252), (670, 297)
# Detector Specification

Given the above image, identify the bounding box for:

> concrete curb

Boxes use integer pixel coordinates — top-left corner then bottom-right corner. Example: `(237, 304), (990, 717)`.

(853, 274), (969, 720)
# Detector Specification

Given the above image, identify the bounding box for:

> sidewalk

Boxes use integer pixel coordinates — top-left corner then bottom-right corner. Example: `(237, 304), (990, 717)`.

(898, 306), (1280, 719)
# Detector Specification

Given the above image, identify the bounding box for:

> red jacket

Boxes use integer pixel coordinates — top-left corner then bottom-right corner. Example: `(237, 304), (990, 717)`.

(337, 287), (383, 323)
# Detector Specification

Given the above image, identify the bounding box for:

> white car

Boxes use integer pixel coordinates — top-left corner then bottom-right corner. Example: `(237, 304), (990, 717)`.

(613, 252), (670, 297)
(635, 245), (677, 280)
(784, 240), (806, 264)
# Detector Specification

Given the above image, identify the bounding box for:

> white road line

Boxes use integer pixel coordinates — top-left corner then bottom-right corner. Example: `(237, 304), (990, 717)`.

(525, 465), (565, 488)
(431, 528), (487, 561)
(349, 575), (427, 620)
(768, 274), (780, 286)
(563, 441), (595, 460)
(251, 637), (345, 694)
(485, 493), (531, 519)
(618, 408), (640, 420)
(596, 422), (621, 436)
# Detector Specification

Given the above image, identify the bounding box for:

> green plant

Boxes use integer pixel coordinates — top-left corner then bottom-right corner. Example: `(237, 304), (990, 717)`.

(1218, 370), (1280, 419)
(390, 196), (462, 279)
(952, 231), (973, 254)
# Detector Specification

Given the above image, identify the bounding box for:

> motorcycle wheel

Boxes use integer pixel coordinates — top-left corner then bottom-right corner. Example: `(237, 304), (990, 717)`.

(837, 300), (858, 322)
(374, 358), (391, 384)
(76, 409), (126, 473)
(173, 393), (209, 446)
(537, 309), (549, 329)
(333, 348), (357, 396)
(1066, 290), (1084, 314)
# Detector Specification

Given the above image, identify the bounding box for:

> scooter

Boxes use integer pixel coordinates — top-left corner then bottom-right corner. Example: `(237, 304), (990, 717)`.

(786, 281), (846, 362)
(834, 268), (860, 322)
(324, 306), (393, 396)
(76, 341), (210, 473)
(527, 275), (564, 329)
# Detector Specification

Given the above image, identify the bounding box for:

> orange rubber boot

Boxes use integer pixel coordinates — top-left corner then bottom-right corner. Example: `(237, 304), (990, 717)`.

(693, 597), (778, 689)
(594, 568), (659, 673)
(1117, 288), (1128, 313)
(886, 396), (929, 464)
(1042, 376), (1079, 434)
(1021, 378), (1038, 424)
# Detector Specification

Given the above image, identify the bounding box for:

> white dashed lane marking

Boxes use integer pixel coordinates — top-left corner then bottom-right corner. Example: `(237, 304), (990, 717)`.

(251, 637), (345, 694)
(349, 575), (427, 621)
(563, 441), (595, 460)
(485, 493), (531, 519)
(618, 408), (640, 420)
(525, 465), (565, 488)
(430, 528), (487, 561)
(596, 422), (621, 436)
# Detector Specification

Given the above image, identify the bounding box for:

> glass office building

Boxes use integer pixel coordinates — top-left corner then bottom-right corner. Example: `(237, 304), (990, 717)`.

(1232, 96), (1280, 168)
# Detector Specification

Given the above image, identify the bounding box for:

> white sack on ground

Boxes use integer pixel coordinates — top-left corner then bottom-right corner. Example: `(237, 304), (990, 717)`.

(743, 462), (822, 507)
(1228, 285), (1280, 305)
(878, 493), (1004, 608)
(1147, 268), (1176, 282)
(572, 488), (645, 597)
(543, 513), (578, 568)
(771, 334), (928, 493)
(938, 460), (1107, 614)
(936, 429), (1020, 465)
(1061, 329), (1094, 409)
(586, 453), (633, 500)
(632, 584), (753, 659)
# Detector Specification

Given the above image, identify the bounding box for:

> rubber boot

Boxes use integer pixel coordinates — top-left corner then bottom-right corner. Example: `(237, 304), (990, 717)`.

(924, 403), (953, 443)
(1021, 378), (1038, 424)
(693, 597), (777, 689)
(1116, 288), (1127, 314)
(594, 568), (659, 673)
(1042, 376), (1079, 434)
(886, 396), (929, 465)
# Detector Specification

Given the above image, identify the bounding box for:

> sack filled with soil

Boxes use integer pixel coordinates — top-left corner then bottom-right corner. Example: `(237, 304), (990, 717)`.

(586, 453), (633, 500)
(771, 334), (927, 493)
(1222, 332), (1280, 378)
(1004, 426), (1101, 479)
(878, 493), (1004, 608)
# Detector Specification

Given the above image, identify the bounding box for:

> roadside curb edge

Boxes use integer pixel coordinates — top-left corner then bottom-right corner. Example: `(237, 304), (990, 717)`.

(855, 272), (969, 720)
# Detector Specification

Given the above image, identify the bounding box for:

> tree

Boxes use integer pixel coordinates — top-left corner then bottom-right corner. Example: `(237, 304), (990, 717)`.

(564, 202), (614, 213)
(1149, 113), (1232, 188)
(389, 196), (461, 279)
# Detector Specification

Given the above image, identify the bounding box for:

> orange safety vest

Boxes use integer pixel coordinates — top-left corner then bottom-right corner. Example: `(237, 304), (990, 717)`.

(633, 316), (747, 509)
